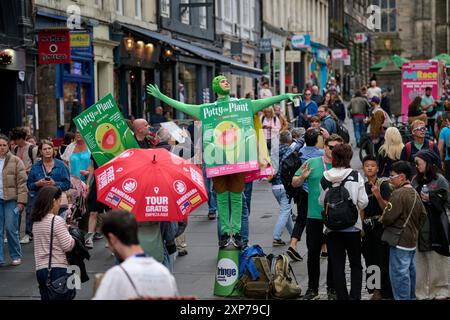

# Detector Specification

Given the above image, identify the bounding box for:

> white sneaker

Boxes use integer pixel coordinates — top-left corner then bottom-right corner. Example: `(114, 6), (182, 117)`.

(11, 259), (22, 266)
(85, 237), (94, 249)
(20, 235), (31, 244)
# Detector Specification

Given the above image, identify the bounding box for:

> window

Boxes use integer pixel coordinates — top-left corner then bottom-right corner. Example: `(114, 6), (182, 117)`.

(199, 5), (207, 29)
(181, 0), (190, 25)
(160, 0), (170, 18)
(242, 0), (250, 28)
(94, 0), (102, 9)
(224, 0), (232, 22)
(116, 0), (123, 15)
(371, 0), (396, 32)
(135, 0), (142, 19)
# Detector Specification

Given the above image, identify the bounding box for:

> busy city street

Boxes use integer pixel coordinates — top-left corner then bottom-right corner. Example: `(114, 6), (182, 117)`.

(1, 0), (450, 305)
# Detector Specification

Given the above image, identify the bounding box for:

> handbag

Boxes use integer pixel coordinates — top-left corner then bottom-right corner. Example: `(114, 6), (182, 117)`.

(381, 192), (417, 247)
(46, 216), (76, 300)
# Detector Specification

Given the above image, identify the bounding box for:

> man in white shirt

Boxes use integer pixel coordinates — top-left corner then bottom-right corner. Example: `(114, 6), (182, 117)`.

(367, 80), (382, 100)
(93, 210), (179, 300)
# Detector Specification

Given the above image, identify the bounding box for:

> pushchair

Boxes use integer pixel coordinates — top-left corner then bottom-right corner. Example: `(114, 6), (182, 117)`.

(63, 175), (88, 228)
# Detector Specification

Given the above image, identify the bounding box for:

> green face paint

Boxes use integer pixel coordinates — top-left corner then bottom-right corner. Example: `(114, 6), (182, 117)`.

(212, 75), (230, 96)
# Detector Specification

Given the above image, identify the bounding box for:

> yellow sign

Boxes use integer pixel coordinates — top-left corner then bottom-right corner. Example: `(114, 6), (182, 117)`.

(70, 33), (90, 47)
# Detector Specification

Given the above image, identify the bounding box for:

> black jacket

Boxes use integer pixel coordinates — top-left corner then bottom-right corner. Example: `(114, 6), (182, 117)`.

(331, 101), (346, 122)
(67, 228), (91, 283)
(413, 174), (450, 256)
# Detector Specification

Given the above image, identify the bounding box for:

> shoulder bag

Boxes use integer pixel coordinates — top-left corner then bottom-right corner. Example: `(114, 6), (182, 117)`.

(381, 191), (417, 247)
(46, 216), (76, 300)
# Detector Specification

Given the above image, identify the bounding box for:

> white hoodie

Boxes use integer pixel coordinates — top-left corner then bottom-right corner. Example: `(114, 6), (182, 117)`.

(319, 168), (369, 232)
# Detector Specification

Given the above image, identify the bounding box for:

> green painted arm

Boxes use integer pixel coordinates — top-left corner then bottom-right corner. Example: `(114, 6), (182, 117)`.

(146, 84), (202, 119)
(252, 93), (302, 113)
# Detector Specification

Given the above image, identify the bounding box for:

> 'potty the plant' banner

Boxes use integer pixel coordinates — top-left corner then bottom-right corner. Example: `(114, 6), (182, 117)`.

(74, 93), (140, 166)
(201, 99), (259, 177)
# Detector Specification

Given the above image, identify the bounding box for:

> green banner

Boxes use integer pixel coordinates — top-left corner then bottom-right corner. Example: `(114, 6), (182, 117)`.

(200, 99), (258, 177)
(73, 93), (140, 166)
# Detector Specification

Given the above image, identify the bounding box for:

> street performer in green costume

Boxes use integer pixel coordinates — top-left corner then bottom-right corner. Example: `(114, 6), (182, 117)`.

(147, 76), (300, 248)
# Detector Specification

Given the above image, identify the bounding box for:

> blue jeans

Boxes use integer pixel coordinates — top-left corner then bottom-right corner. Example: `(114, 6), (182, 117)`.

(352, 118), (366, 145)
(36, 268), (71, 300)
(0, 199), (22, 263)
(389, 247), (417, 300)
(216, 194), (249, 246)
(244, 182), (253, 216)
(272, 186), (294, 240)
(202, 165), (217, 214)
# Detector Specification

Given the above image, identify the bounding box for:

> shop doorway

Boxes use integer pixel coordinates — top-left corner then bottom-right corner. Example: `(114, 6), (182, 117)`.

(0, 70), (18, 135)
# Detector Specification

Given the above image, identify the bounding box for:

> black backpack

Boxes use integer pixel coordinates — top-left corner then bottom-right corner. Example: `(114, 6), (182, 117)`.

(335, 120), (350, 143)
(320, 171), (359, 230)
(280, 150), (302, 202)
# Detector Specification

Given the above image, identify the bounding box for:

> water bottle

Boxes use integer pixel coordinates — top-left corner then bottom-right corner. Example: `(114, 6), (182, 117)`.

(421, 184), (429, 202)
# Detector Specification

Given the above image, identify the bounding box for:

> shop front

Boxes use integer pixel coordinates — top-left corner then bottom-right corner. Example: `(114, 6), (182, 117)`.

(115, 23), (261, 122)
(311, 43), (330, 93)
(36, 10), (94, 138)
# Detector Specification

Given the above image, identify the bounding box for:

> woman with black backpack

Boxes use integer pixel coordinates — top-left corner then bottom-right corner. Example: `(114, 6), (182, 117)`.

(319, 144), (369, 300)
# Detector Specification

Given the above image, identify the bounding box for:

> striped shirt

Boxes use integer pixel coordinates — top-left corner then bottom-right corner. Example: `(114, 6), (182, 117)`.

(33, 214), (75, 270)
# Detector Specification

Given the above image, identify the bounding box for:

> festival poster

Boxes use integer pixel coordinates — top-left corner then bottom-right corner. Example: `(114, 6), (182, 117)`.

(73, 93), (140, 166)
(200, 99), (259, 178)
(402, 60), (440, 122)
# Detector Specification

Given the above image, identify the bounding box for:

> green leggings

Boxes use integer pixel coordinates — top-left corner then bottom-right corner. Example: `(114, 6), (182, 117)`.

(216, 191), (242, 236)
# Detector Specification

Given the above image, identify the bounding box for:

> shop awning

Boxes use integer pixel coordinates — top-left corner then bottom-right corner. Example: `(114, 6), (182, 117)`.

(370, 54), (409, 72)
(120, 23), (262, 78)
(432, 53), (450, 66)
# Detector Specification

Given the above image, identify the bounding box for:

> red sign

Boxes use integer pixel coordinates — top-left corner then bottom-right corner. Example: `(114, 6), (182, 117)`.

(332, 49), (349, 60)
(38, 30), (71, 65)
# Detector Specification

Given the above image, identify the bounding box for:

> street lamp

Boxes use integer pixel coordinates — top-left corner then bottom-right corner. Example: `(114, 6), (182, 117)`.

(123, 36), (134, 52)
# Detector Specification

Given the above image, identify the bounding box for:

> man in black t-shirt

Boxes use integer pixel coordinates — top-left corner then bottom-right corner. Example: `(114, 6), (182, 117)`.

(362, 155), (393, 300)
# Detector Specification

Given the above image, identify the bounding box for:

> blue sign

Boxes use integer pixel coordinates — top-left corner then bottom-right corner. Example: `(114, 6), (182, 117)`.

(291, 35), (311, 49)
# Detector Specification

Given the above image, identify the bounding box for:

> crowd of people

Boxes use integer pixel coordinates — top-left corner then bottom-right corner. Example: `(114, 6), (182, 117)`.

(0, 122), (193, 300)
(1, 75), (450, 301)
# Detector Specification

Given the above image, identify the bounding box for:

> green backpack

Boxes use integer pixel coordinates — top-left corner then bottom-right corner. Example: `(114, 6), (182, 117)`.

(269, 254), (302, 299)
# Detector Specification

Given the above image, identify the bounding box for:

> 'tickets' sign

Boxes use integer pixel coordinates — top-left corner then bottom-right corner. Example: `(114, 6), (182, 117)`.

(38, 30), (71, 65)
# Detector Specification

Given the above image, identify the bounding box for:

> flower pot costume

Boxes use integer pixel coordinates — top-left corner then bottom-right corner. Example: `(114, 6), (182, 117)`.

(147, 76), (300, 246)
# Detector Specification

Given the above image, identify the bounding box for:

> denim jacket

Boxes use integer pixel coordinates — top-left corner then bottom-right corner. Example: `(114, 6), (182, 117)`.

(27, 159), (71, 198)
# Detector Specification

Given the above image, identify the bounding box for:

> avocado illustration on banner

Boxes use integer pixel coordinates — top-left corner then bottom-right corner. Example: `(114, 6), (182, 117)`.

(213, 121), (241, 164)
(96, 123), (125, 156)
(74, 93), (140, 166)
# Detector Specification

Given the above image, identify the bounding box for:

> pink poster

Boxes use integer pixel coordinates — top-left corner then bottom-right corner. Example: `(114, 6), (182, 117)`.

(401, 60), (439, 122)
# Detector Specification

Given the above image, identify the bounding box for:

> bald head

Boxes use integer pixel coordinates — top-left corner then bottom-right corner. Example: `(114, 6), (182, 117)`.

(132, 118), (150, 140)
(312, 86), (319, 94)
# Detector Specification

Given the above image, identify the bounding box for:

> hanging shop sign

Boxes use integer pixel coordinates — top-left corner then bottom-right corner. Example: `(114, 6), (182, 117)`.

(331, 49), (349, 61)
(38, 30), (71, 64)
(291, 35), (311, 49)
(354, 33), (368, 44)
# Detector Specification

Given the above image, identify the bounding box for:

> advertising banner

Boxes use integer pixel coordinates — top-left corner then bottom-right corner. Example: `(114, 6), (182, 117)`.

(73, 93), (140, 166)
(200, 99), (258, 177)
(402, 60), (440, 122)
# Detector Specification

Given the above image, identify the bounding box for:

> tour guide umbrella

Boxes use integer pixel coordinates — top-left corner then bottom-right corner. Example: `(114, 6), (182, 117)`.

(94, 148), (208, 222)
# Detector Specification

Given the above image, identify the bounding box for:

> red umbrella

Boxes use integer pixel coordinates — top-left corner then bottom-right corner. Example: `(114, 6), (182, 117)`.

(95, 148), (207, 221)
